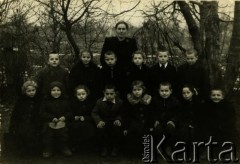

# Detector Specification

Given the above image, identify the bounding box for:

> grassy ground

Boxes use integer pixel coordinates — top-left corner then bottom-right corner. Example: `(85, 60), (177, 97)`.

(1, 92), (240, 164)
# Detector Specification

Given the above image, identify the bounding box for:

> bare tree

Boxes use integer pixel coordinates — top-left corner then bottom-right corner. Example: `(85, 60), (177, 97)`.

(225, 1), (240, 96)
(35, 0), (140, 59)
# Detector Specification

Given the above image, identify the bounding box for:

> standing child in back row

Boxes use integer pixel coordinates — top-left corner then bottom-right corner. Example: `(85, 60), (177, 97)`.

(127, 51), (151, 94)
(36, 53), (69, 99)
(69, 50), (101, 101)
(150, 48), (177, 96)
(177, 49), (209, 100)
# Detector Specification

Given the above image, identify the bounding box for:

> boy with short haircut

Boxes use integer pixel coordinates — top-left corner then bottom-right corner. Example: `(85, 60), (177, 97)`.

(91, 84), (123, 157)
(36, 53), (69, 98)
(100, 51), (126, 98)
(177, 49), (209, 100)
(127, 51), (151, 92)
(150, 49), (177, 96)
(198, 88), (236, 143)
(152, 82), (180, 151)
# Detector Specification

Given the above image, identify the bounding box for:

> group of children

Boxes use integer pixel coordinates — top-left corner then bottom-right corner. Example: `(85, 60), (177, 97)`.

(9, 48), (236, 159)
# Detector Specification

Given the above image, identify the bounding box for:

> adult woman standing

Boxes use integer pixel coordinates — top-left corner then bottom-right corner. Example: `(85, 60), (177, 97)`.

(100, 21), (138, 73)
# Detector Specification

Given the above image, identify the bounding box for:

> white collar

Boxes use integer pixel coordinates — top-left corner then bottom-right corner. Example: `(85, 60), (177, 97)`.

(159, 63), (168, 68)
(102, 97), (116, 104)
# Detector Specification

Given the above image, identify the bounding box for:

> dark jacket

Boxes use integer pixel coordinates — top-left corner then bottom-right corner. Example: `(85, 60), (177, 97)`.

(69, 61), (101, 100)
(36, 65), (69, 98)
(178, 96), (201, 128)
(150, 63), (177, 95)
(40, 96), (72, 124)
(122, 94), (154, 129)
(9, 95), (41, 135)
(70, 97), (95, 122)
(91, 97), (123, 124)
(100, 37), (137, 71)
(199, 99), (236, 142)
(100, 65), (126, 95)
(127, 64), (151, 92)
(177, 62), (209, 99)
(152, 95), (180, 126)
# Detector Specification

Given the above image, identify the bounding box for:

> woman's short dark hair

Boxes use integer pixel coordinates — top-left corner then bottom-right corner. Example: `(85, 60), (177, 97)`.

(115, 21), (129, 30)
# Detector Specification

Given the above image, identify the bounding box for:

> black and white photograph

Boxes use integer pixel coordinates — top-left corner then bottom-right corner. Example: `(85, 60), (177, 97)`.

(0, 0), (239, 163)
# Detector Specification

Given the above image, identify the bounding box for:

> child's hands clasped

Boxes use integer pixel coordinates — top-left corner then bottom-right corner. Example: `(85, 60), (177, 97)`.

(52, 118), (58, 122)
(167, 121), (175, 128)
(154, 120), (160, 127)
(74, 116), (84, 121)
(58, 116), (65, 122)
(97, 121), (105, 128)
(113, 120), (121, 126)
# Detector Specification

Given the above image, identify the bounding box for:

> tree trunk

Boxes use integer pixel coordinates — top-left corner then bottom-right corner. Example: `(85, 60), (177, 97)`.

(64, 23), (80, 60)
(200, 1), (221, 87)
(224, 1), (240, 96)
(177, 1), (202, 58)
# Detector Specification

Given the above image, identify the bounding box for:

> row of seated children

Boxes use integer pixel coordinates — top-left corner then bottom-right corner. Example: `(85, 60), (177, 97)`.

(9, 79), (236, 159)
(35, 47), (209, 104)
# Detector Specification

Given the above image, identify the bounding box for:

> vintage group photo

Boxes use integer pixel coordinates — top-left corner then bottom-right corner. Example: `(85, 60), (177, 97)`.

(0, 0), (239, 163)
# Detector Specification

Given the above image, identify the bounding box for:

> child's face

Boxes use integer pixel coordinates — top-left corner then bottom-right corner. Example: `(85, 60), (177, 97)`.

(132, 54), (144, 66)
(132, 86), (143, 98)
(51, 86), (61, 98)
(210, 90), (224, 103)
(104, 89), (116, 101)
(48, 54), (60, 67)
(182, 87), (193, 101)
(159, 85), (172, 99)
(25, 86), (36, 98)
(105, 54), (117, 67)
(76, 89), (88, 101)
(80, 52), (91, 65)
(186, 53), (198, 65)
(158, 52), (169, 64)
(116, 23), (127, 38)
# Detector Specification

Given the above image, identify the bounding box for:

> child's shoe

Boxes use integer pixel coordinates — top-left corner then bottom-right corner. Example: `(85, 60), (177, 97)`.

(111, 147), (118, 157)
(100, 147), (108, 157)
(61, 148), (72, 157)
(42, 151), (52, 158)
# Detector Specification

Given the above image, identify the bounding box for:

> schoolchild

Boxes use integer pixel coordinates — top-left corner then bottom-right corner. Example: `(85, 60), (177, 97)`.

(92, 84), (123, 157)
(122, 80), (153, 153)
(127, 51), (151, 93)
(150, 49), (177, 96)
(36, 53), (69, 98)
(9, 80), (41, 155)
(152, 82), (180, 152)
(100, 51), (126, 98)
(40, 81), (72, 158)
(177, 49), (209, 100)
(69, 85), (96, 151)
(69, 50), (101, 101)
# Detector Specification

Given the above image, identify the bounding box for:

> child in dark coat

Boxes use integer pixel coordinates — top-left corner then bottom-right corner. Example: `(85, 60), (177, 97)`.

(69, 85), (96, 151)
(40, 81), (72, 158)
(122, 80), (153, 154)
(150, 49), (177, 96)
(92, 84), (123, 157)
(199, 88), (236, 143)
(100, 51), (126, 98)
(127, 51), (151, 93)
(9, 80), (41, 155)
(177, 84), (201, 143)
(177, 49), (209, 100)
(69, 50), (101, 101)
(36, 53), (69, 98)
(152, 82), (180, 151)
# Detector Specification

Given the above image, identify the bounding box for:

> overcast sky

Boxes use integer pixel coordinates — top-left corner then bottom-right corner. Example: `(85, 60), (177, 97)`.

(112, 0), (235, 27)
